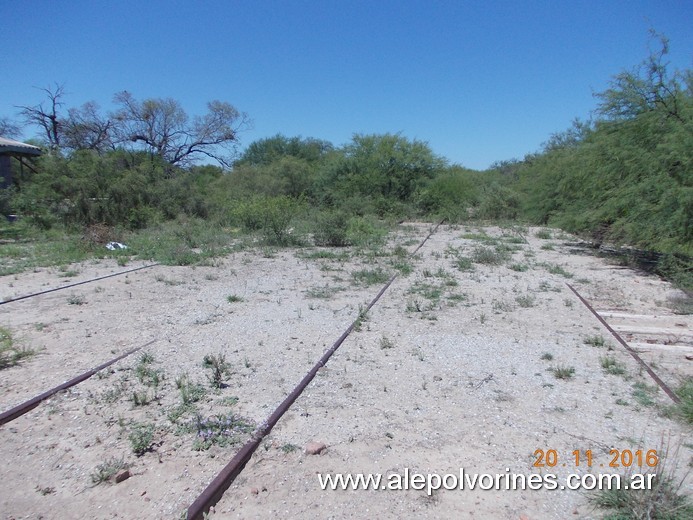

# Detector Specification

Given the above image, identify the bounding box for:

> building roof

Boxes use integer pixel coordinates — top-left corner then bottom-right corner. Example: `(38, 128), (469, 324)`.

(0, 137), (42, 156)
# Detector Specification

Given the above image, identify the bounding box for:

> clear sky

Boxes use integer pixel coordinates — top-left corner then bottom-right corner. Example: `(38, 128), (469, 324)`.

(2, 0), (692, 170)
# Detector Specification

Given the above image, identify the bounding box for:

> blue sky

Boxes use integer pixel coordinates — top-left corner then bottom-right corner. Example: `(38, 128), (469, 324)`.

(2, 0), (692, 170)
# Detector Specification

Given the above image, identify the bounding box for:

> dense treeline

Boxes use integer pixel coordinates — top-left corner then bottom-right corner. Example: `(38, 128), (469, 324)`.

(505, 37), (692, 257)
(1, 35), (690, 282)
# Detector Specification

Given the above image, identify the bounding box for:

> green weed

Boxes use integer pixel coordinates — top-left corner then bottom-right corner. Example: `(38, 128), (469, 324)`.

(203, 353), (232, 389)
(552, 365), (576, 380)
(0, 327), (35, 369)
(600, 356), (627, 376)
(90, 457), (128, 484)
(515, 294), (536, 308)
(352, 268), (390, 286)
(129, 423), (154, 456)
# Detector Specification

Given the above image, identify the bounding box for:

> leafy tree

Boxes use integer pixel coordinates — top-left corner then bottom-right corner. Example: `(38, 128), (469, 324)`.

(220, 156), (317, 200)
(317, 133), (446, 206)
(235, 134), (333, 166)
(112, 91), (251, 167)
(513, 32), (692, 256)
(416, 165), (481, 220)
(595, 31), (687, 123)
(541, 118), (593, 152)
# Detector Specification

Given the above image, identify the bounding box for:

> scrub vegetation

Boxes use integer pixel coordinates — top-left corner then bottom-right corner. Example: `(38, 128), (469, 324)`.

(1, 33), (690, 289)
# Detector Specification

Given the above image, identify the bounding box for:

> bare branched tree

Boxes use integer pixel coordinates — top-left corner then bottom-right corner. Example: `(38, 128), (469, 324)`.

(112, 91), (251, 167)
(62, 101), (114, 153)
(17, 83), (66, 150)
(0, 117), (23, 139)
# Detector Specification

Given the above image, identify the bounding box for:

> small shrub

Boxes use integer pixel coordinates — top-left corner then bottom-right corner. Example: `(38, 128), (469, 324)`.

(313, 210), (350, 247)
(541, 352), (554, 361)
(0, 327), (35, 370)
(203, 353), (232, 389)
(306, 285), (342, 299)
(227, 294), (244, 303)
(584, 335), (606, 347)
(129, 423), (154, 456)
(67, 293), (86, 305)
(90, 457), (128, 484)
(538, 280), (561, 292)
(535, 229), (552, 239)
(600, 356), (627, 376)
(542, 262), (573, 278)
(510, 263), (529, 272)
(345, 216), (387, 248)
(380, 336), (395, 350)
(392, 245), (408, 258)
(352, 268), (390, 286)
(632, 382), (657, 407)
(193, 413), (255, 450)
(471, 245), (511, 266)
(589, 441), (693, 519)
(672, 377), (693, 424)
(454, 256), (474, 271)
(492, 299), (515, 313)
(407, 300), (424, 313)
(409, 281), (443, 301)
(176, 374), (206, 405)
(131, 389), (151, 406)
(353, 305), (369, 331)
(135, 354), (162, 391)
(233, 196), (303, 246)
(552, 365), (575, 380)
(667, 294), (693, 315)
(391, 259), (413, 276)
(515, 294), (536, 308)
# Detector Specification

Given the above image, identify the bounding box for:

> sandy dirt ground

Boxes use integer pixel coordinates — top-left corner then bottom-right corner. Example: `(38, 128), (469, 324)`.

(0, 223), (691, 519)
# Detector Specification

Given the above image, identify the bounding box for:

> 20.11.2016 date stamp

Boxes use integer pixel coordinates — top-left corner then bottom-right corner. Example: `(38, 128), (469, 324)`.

(532, 449), (659, 469)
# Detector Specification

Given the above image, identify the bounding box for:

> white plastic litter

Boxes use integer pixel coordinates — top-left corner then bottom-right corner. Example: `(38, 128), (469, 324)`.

(105, 242), (128, 250)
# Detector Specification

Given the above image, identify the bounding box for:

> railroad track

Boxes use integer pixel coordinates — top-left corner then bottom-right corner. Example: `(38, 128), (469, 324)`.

(0, 340), (156, 426)
(0, 224), (687, 519)
(0, 262), (159, 305)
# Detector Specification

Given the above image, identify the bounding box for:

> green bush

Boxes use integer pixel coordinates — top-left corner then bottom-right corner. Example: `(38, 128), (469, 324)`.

(232, 196), (304, 245)
(476, 183), (521, 220)
(416, 167), (480, 221)
(345, 216), (388, 248)
(313, 210), (350, 247)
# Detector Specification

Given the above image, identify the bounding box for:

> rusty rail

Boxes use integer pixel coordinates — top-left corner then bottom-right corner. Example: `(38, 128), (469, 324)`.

(0, 263), (159, 306)
(566, 283), (680, 404)
(186, 221), (444, 520)
(0, 339), (157, 426)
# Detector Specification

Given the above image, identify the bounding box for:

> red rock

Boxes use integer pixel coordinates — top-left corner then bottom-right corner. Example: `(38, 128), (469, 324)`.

(305, 442), (327, 455)
(114, 470), (130, 483)
(251, 488), (259, 495)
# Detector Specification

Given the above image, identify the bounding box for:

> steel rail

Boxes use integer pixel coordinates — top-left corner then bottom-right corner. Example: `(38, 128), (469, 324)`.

(186, 221), (444, 520)
(0, 339), (157, 426)
(0, 263), (160, 306)
(566, 283), (680, 404)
